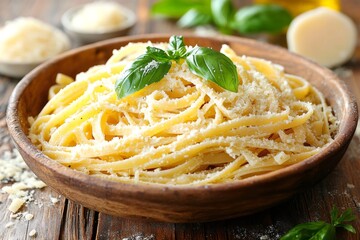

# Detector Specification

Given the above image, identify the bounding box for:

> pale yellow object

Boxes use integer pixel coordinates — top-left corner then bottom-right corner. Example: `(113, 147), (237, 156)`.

(287, 7), (357, 68)
(255, 0), (340, 16)
(8, 198), (25, 213)
(28, 42), (337, 185)
(25, 213), (34, 221)
(71, 2), (125, 32)
(0, 17), (70, 63)
(28, 229), (37, 237)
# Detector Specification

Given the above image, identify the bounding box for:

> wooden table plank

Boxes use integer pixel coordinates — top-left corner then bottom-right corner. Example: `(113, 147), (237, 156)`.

(60, 200), (97, 240)
(0, 0), (360, 239)
(95, 216), (175, 240)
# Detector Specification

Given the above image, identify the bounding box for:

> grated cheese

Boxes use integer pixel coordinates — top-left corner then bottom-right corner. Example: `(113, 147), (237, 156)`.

(0, 149), (47, 203)
(8, 197), (25, 213)
(29, 229), (37, 237)
(70, 2), (125, 32)
(0, 17), (70, 62)
(50, 196), (60, 204)
(25, 213), (34, 220)
(0, 149), (47, 222)
(0, 149), (65, 238)
(5, 221), (15, 228)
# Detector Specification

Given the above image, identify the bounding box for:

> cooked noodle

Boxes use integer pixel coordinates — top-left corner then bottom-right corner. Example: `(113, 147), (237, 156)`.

(28, 42), (338, 185)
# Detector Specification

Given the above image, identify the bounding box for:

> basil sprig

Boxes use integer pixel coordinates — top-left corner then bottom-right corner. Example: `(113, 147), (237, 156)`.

(115, 36), (239, 99)
(151, 0), (292, 35)
(280, 207), (356, 240)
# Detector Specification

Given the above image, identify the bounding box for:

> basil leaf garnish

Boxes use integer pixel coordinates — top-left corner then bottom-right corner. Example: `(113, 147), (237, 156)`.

(168, 35), (187, 60)
(231, 4), (292, 34)
(115, 36), (239, 99)
(186, 47), (238, 92)
(115, 54), (171, 99)
(146, 46), (172, 62)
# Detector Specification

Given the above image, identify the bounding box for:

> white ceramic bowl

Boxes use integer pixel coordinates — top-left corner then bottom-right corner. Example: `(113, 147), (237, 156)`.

(61, 4), (136, 44)
(0, 61), (43, 78)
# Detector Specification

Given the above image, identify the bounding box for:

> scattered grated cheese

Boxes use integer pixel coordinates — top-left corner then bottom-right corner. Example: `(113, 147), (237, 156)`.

(1, 149), (47, 209)
(29, 229), (37, 237)
(25, 213), (34, 221)
(50, 196), (60, 204)
(8, 197), (25, 213)
(0, 149), (62, 233)
(5, 222), (15, 228)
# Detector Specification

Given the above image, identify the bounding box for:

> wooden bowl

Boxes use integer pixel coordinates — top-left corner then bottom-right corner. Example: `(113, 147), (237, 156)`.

(6, 34), (358, 222)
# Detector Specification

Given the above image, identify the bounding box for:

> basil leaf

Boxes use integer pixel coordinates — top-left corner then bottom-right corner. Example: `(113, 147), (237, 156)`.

(151, 0), (210, 18)
(333, 208), (356, 224)
(336, 224), (356, 234)
(330, 206), (339, 224)
(186, 47), (238, 92)
(115, 54), (171, 99)
(231, 4), (292, 34)
(331, 207), (356, 233)
(177, 9), (212, 28)
(309, 224), (335, 240)
(115, 36), (240, 98)
(280, 222), (327, 240)
(146, 46), (172, 62)
(168, 35), (187, 59)
(211, 0), (234, 34)
(281, 207), (356, 240)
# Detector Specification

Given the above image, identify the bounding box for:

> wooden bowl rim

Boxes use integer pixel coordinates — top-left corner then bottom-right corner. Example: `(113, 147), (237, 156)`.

(6, 33), (358, 198)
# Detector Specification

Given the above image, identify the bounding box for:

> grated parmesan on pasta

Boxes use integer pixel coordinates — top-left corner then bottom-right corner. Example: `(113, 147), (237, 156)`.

(28, 42), (338, 185)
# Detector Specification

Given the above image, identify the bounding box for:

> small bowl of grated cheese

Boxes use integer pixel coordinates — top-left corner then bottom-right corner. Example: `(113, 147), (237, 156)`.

(0, 17), (70, 78)
(61, 1), (136, 44)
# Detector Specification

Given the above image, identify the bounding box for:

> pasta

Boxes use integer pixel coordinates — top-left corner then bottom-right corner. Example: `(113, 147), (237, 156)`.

(28, 41), (338, 185)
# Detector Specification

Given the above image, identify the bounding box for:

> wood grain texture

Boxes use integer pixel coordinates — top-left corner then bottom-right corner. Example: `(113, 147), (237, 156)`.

(1, 0), (360, 239)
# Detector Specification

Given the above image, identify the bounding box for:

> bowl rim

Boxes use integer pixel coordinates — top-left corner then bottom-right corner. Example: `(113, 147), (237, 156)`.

(61, 3), (137, 35)
(6, 33), (359, 197)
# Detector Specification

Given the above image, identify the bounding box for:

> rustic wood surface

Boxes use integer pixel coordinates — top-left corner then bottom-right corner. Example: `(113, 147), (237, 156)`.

(0, 0), (360, 239)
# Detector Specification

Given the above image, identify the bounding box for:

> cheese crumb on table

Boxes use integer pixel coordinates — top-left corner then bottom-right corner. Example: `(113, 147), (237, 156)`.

(5, 222), (15, 228)
(25, 213), (34, 220)
(29, 229), (37, 237)
(50, 195), (60, 204)
(287, 7), (357, 68)
(0, 149), (60, 229)
(8, 197), (25, 213)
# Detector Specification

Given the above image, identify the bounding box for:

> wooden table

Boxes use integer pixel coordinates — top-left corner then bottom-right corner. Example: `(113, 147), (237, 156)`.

(1, 1), (360, 239)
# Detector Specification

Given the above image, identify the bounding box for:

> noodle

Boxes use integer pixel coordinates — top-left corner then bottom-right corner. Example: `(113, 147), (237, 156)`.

(28, 42), (338, 185)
